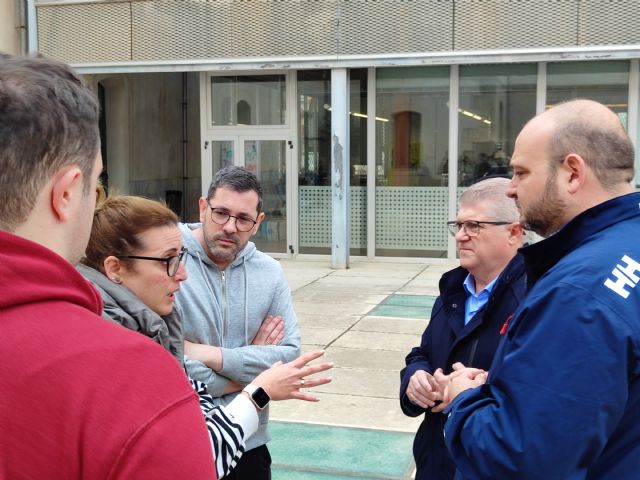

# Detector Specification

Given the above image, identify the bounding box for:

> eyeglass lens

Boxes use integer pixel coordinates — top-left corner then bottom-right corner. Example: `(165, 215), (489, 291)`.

(168, 250), (187, 277)
(210, 208), (255, 232)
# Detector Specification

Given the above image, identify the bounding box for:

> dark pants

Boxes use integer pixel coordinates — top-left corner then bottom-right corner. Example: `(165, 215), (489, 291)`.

(226, 444), (271, 480)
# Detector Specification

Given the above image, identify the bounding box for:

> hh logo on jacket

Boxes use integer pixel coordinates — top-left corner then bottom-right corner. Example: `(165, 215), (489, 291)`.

(604, 255), (640, 299)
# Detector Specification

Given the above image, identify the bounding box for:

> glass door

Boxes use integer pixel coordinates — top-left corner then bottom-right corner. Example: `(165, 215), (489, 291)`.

(205, 135), (290, 254)
(241, 138), (289, 254)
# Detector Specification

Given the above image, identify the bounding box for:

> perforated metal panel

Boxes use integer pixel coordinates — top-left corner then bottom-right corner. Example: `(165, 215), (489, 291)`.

(579, 0), (640, 46)
(454, 0), (578, 51)
(37, 2), (131, 62)
(375, 186), (448, 250)
(131, 0), (338, 61)
(339, 0), (452, 55)
(298, 186), (366, 248)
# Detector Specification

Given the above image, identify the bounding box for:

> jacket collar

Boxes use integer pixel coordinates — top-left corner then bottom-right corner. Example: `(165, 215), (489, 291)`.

(521, 192), (640, 288)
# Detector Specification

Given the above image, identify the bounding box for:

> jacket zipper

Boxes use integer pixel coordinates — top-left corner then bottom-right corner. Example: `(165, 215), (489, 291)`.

(221, 270), (227, 344)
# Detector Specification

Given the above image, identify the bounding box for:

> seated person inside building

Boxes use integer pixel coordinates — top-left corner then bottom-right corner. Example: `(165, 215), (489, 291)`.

(79, 193), (332, 479)
(399, 177), (526, 480)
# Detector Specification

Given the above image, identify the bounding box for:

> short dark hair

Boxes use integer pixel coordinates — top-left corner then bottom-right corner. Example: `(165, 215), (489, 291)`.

(0, 54), (100, 231)
(206, 166), (263, 213)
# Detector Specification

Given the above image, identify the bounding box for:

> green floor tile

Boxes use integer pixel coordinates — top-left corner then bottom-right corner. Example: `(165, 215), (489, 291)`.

(272, 468), (382, 480)
(269, 421), (414, 478)
(369, 294), (437, 319)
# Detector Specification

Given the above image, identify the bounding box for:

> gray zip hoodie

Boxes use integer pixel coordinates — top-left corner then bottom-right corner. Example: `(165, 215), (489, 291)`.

(176, 222), (301, 451)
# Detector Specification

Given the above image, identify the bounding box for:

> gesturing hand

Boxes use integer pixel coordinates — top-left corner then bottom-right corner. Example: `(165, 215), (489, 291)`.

(251, 350), (333, 402)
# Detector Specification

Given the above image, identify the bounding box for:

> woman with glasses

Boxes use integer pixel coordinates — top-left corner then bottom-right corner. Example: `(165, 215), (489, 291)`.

(79, 194), (331, 479)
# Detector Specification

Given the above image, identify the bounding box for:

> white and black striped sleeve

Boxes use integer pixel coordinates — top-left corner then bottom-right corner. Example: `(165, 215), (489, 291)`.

(189, 378), (259, 478)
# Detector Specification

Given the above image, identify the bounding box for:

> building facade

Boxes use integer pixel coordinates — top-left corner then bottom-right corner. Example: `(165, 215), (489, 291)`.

(27, 0), (640, 262)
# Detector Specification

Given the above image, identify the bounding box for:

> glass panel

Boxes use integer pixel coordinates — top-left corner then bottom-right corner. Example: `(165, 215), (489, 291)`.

(211, 75), (286, 126)
(211, 140), (234, 174)
(245, 140), (287, 254)
(548, 60), (631, 183)
(296, 69), (369, 256)
(297, 70), (331, 254)
(458, 63), (537, 187)
(547, 61), (629, 116)
(375, 66), (449, 258)
(350, 68), (368, 256)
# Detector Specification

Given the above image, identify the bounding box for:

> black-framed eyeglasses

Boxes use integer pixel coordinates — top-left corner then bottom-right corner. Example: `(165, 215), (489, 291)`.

(208, 205), (257, 232)
(116, 247), (188, 277)
(447, 220), (510, 237)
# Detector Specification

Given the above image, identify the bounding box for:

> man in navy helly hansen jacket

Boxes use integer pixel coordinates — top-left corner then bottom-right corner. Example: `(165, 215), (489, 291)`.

(441, 99), (640, 479)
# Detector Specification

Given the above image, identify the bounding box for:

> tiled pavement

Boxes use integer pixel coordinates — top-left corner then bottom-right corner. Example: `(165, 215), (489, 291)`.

(268, 258), (458, 479)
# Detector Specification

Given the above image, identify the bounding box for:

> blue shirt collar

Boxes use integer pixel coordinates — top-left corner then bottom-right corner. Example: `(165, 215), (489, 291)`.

(463, 272), (499, 297)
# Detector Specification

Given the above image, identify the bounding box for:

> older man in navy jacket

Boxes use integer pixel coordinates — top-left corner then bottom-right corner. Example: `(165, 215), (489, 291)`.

(400, 177), (526, 480)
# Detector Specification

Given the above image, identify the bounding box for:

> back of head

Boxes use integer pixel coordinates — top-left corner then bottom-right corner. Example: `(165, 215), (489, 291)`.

(207, 165), (263, 212)
(459, 177), (520, 224)
(0, 54), (100, 231)
(546, 99), (635, 189)
(83, 195), (178, 274)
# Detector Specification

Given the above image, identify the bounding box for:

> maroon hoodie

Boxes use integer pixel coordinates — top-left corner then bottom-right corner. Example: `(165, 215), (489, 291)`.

(0, 230), (216, 479)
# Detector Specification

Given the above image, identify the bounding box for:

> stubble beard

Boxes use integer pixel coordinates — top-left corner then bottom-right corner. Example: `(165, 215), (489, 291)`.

(204, 230), (242, 265)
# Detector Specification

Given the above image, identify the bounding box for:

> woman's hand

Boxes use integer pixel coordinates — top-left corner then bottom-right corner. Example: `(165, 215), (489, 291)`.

(251, 350), (333, 402)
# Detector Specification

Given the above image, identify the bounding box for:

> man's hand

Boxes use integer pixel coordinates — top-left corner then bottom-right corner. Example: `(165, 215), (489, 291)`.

(251, 350), (333, 402)
(431, 362), (487, 413)
(406, 370), (443, 408)
(251, 314), (285, 346)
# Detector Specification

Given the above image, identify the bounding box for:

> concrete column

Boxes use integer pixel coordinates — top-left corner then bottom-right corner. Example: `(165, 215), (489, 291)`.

(331, 68), (350, 269)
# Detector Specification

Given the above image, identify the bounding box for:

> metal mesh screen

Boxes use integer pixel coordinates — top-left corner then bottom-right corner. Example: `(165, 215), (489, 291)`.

(36, 0), (640, 65)
(454, 0), (578, 51)
(132, 0), (338, 61)
(579, 0), (640, 46)
(37, 2), (131, 63)
(339, 0), (453, 55)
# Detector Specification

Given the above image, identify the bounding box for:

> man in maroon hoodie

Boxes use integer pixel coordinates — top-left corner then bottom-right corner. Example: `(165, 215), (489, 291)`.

(0, 55), (217, 479)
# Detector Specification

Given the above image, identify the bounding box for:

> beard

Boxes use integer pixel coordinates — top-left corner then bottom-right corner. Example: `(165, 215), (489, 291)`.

(520, 173), (567, 238)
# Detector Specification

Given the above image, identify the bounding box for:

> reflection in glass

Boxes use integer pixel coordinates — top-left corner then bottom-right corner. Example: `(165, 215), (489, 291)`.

(458, 64), (537, 187)
(211, 141), (234, 176)
(375, 66), (449, 257)
(547, 61), (629, 124)
(245, 140), (287, 254)
(210, 75), (286, 126)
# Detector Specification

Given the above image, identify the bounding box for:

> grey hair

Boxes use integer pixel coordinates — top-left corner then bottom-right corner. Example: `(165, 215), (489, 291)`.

(206, 166), (263, 213)
(459, 177), (519, 223)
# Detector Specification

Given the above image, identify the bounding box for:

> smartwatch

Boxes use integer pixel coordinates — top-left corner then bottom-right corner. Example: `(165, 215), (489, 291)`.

(243, 384), (271, 411)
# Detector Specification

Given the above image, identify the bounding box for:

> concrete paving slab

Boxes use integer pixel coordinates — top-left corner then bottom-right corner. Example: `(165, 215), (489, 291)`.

(293, 301), (374, 316)
(331, 331), (420, 352)
(296, 313), (362, 330)
(300, 326), (345, 347)
(352, 316), (427, 336)
(292, 290), (388, 306)
(269, 392), (421, 433)
(324, 346), (407, 371)
(315, 367), (400, 398)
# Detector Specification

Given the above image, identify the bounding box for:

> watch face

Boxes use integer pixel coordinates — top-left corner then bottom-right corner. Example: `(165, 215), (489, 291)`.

(252, 387), (270, 409)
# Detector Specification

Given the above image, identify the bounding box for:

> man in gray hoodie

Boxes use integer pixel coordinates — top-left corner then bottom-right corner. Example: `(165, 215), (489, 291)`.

(176, 166), (301, 479)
